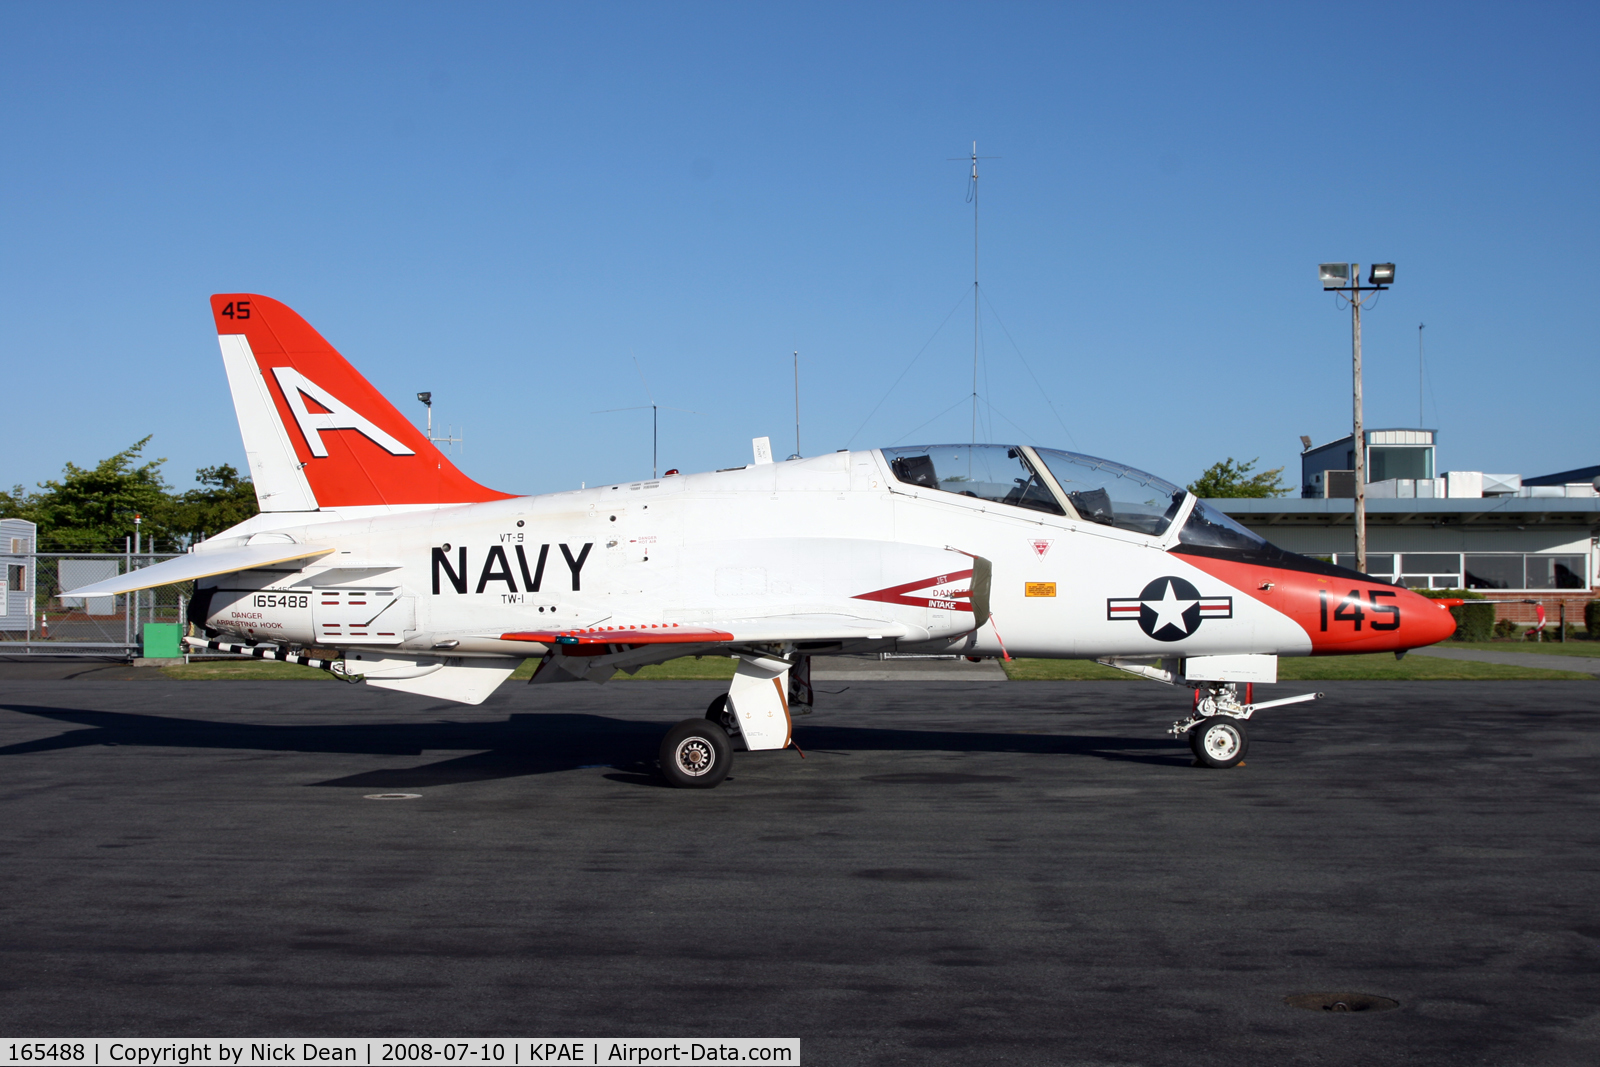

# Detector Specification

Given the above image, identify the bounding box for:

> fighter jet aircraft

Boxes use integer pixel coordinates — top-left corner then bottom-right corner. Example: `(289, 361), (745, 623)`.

(61, 295), (1457, 786)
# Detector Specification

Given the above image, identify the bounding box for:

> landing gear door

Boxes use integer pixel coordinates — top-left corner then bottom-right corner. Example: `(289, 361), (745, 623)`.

(729, 655), (792, 751)
(314, 588), (413, 645)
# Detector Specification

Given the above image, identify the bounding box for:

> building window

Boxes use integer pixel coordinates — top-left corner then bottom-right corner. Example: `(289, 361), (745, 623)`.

(1457, 554), (1589, 591)
(1526, 555), (1587, 590)
(1336, 553), (1395, 578)
(1464, 555), (1523, 590)
(6, 564), (22, 592)
(1369, 446), (1433, 482)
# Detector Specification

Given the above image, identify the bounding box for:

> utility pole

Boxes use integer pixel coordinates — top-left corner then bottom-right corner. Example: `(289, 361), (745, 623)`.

(1352, 285), (1366, 573)
(1319, 262), (1395, 575)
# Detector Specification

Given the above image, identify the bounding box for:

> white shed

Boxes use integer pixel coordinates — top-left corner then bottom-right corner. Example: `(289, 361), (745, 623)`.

(1, 518), (37, 633)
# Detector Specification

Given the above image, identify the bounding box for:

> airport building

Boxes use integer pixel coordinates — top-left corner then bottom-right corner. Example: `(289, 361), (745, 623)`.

(1215, 430), (1599, 626)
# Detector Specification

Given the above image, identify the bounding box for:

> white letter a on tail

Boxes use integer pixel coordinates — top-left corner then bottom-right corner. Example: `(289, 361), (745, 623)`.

(270, 366), (415, 458)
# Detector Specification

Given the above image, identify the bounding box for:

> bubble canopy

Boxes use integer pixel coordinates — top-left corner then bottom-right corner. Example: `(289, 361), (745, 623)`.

(1030, 447), (1186, 536)
(881, 444), (1191, 537)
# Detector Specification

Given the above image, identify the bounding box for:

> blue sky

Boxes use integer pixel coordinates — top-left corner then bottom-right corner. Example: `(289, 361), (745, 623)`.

(2, 2), (1595, 498)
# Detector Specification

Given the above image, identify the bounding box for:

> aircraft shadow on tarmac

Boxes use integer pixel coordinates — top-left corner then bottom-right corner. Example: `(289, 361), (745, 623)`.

(0, 705), (1191, 787)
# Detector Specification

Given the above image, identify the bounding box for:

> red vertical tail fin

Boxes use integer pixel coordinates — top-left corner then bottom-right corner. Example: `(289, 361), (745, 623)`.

(211, 294), (513, 510)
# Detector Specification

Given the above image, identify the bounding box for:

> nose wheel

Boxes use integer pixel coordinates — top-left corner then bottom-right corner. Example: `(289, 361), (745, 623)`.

(1190, 715), (1249, 768)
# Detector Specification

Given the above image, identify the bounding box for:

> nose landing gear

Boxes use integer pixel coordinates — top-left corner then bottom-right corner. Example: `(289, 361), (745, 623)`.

(1168, 682), (1324, 769)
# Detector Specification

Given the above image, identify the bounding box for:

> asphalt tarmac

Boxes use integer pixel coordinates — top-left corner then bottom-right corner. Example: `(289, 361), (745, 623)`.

(2, 675), (1598, 1066)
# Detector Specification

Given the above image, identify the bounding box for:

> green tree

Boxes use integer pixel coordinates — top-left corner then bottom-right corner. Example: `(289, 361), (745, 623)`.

(0, 440), (260, 551)
(1188, 456), (1289, 498)
(5, 437), (175, 550)
(167, 464), (260, 545)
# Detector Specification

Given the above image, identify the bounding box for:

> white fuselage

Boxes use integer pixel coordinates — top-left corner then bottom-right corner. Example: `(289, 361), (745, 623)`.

(196, 449), (1310, 663)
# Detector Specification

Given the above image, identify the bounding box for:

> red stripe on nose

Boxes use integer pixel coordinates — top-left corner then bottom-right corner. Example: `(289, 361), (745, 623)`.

(1176, 554), (1457, 655)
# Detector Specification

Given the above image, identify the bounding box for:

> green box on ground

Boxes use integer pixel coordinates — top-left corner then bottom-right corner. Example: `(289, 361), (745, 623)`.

(142, 623), (182, 659)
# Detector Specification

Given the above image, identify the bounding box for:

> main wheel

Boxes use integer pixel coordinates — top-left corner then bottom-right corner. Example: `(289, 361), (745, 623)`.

(660, 717), (733, 788)
(1190, 716), (1249, 769)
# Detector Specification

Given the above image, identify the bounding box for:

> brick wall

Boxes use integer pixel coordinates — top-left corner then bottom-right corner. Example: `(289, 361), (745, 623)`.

(1473, 590), (1598, 628)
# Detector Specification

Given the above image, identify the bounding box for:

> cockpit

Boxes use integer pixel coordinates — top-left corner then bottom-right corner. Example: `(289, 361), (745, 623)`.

(880, 443), (1277, 556)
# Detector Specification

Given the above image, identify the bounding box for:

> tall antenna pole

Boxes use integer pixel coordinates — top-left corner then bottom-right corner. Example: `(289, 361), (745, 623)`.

(947, 142), (998, 455)
(970, 140), (979, 450)
(793, 350), (801, 459)
(1417, 323), (1425, 427)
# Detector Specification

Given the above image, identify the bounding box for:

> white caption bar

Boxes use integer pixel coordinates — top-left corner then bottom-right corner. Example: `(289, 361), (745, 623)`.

(0, 1042), (799, 1067)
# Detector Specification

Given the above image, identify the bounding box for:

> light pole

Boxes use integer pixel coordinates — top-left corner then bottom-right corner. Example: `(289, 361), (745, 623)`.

(416, 392), (462, 451)
(1318, 261), (1395, 575)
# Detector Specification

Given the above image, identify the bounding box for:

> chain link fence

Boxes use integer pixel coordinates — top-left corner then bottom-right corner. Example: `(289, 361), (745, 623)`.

(0, 552), (188, 656)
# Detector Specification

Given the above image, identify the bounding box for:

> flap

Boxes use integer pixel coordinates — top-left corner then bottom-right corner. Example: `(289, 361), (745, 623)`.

(501, 625), (735, 646)
(58, 543), (334, 599)
(499, 613), (909, 648)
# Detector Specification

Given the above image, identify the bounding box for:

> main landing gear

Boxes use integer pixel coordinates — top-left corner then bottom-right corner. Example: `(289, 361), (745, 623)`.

(658, 654), (807, 788)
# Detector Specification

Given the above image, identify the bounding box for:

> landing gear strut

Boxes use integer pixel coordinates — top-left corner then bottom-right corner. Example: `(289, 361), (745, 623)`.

(706, 693), (745, 749)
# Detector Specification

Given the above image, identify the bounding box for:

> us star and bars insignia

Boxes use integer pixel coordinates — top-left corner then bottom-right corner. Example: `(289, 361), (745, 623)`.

(1107, 575), (1232, 642)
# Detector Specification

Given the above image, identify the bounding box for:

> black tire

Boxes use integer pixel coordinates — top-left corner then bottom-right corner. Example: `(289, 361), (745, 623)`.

(660, 717), (733, 788)
(1190, 716), (1249, 769)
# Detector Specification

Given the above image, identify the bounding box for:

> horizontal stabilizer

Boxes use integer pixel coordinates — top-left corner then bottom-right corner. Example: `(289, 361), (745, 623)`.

(58, 543), (333, 599)
(341, 651), (522, 706)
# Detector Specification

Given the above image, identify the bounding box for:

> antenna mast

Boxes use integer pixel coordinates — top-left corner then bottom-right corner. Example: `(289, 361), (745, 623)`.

(1417, 323), (1425, 427)
(970, 141), (979, 448)
(792, 350), (801, 460)
(948, 141), (997, 449)
(415, 392), (462, 452)
(591, 357), (704, 479)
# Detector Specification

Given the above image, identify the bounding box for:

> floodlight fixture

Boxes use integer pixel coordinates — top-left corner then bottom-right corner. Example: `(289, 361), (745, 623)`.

(1368, 262), (1395, 286)
(417, 392), (432, 406)
(1319, 263), (1351, 290)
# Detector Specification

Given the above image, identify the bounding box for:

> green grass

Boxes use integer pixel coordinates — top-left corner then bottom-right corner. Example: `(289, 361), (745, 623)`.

(617, 656), (739, 680)
(1001, 654), (1594, 682)
(1277, 653), (1592, 680)
(161, 660), (334, 680)
(1000, 658), (1134, 681)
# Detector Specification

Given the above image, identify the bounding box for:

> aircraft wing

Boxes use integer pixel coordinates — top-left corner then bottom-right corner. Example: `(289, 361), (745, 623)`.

(499, 613), (912, 647)
(57, 543), (335, 599)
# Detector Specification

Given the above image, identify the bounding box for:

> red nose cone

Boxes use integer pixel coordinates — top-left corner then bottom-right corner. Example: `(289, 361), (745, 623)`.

(1174, 553), (1462, 656)
(1414, 594), (1460, 647)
